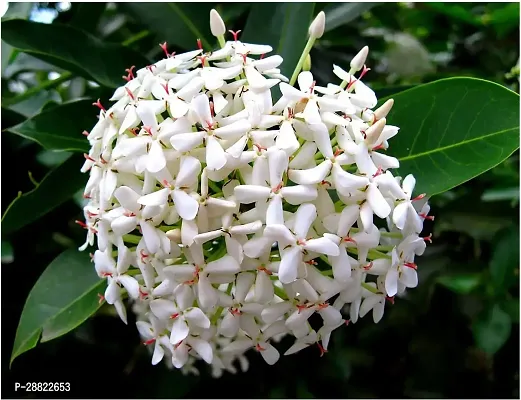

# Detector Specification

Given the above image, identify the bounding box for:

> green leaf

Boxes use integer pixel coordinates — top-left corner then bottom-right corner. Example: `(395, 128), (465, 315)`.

(1, 240), (14, 263)
(424, 3), (482, 26)
(501, 299), (520, 323)
(324, 2), (381, 32)
(242, 3), (316, 79)
(481, 187), (520, 203)
(6, 99), (95, 152)
(121, 3), (213, 51)
(11, 249), (105, 365)
(2, 155), (87, 235)
(472, 304), (512, 354)
(437, 273), (482, 294)
(489, 226), (520, 290)
(1, 19), (149, 88)
(384, 78), (520, 196)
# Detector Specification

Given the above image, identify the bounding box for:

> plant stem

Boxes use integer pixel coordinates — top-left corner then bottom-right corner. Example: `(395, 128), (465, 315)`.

(122, 30), (150, 47)
(289, 36), (316, 87)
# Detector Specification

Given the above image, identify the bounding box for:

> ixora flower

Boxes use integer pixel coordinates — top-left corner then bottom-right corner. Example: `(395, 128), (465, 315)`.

(79, 9), (434, 375)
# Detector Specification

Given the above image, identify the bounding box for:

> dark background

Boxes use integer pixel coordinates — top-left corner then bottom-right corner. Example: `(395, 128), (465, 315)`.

(2, 2), (519, 398)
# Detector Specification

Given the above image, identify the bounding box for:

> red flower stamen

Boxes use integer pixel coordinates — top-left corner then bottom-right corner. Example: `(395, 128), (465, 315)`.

(296, 304), (309, 314)
(229, 30), (241, 41)
(123, 211), (136, 217)
(97, 293), (105, 304)
(258, 266), (272, 275)
(363, 262), (373, 271)
(140, 249), (149, 263)
(334, 148), (344, 157)
(317, 302), (329, 310)
(86, 210), (98, 218)
(271, 182), (284, 193)
(317, 342), (327, 357)
(320, 180), (331, 187)
(359, 65), (371, 80)
(101, 272), (113, 278)
(143, 126), (153, 136)
(309, 80), (316, 93)
(209, 101), (215, 117)
(255, 343), (266, 352)
(260, 53), (265, 60)
(240, 52), (249, 64)
(230, 307), (241, 316)
(404, 262), (417, 270)
(83, 193), (92, 199)
(343, 236), (356, 244)
(143, 338), (156, 346)
(412, 193), (426, 201)
(253, 143), (267, 152)
(75, 220), (88, 229)
(82, 130), (89, 136)
(125, 65), (135, 79)
(125, 87), (136, 101)
(423, 233), (433, 244)
(139, 288), (148, 299)
(419, 213), (435, 221)
(347, 76), (357, 90)
(385, 296), (395, 304)
(92, 99), (106, 112)
(159, 42), (169, 57)
(197, 55), (208, 67)
(372, 143), (385, 151)
(146, 64), (156, 73)
(170, 313), (180, 320)
(83, 153), (96, 162)
(99, 155), (108, 164)
(161, 82), (169, 94)
(305, 259), (318, 266)
(197, 38), (203, 50)
(372, 166), (384, 178)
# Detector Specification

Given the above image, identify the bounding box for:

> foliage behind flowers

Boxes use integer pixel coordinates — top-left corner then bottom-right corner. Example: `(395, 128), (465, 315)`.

(2, 2), (519, 398)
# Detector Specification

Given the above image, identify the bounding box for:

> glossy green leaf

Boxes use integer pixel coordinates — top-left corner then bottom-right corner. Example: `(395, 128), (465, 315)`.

(489, 226), (520, 290)
(384, 78), (520, 196)
(472, 304), (512, 354)
(6, 99), (95, 152)
(481, 187), (520, 203)
(324, 2), (381, 32)
(11, 249), (105, 365)
(1, 19), (149, 88)
(501, 299), (519, 323)
(242, 3), (316, 79)
(437, 273), (482, 294)
(2, 155), (87, 235)
(1, 240), (14, 263)
(121, 3), (214, 51)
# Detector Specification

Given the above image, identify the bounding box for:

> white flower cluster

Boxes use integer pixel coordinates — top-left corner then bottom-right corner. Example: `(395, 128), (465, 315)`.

(79, 10), (433, 377)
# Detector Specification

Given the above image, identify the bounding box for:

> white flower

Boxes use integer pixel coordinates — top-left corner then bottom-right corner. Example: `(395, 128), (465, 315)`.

(78, 10), (432, 373)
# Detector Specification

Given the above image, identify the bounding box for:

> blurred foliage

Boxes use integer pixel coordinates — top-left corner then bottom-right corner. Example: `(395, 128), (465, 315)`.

(1, 2), (519, 399)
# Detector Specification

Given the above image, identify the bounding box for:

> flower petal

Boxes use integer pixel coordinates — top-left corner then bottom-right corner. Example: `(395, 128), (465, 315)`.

(293, 203), (317, 239)
(278, 246), (302, 284)
(170, 318), (189, 344)
(206, 135), (227, 170)
(304, 237), (339, 256)
(288, 160), (332, 185)
(173, 189), (199, 220)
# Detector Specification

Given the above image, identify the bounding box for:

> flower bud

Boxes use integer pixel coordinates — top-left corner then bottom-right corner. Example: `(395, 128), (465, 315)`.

(350, 46), (369, 72)
(303, 54), (312, 72)
(210, 9), (226, 37)
(374, 99), (394, 121)
(166, 228), (182, 244)
(308, 11), (326, 39)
